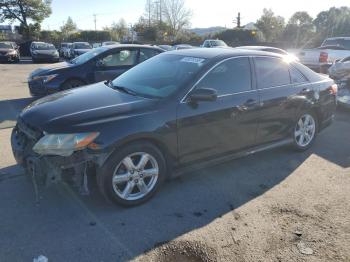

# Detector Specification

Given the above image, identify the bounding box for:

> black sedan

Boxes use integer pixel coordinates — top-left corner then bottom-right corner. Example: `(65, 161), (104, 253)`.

(12, 48), (337, 206)
(27, 44), (164, 96)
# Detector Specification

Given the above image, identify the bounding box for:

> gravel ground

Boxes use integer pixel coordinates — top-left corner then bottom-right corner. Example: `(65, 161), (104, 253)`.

(0, 61), (349, 262)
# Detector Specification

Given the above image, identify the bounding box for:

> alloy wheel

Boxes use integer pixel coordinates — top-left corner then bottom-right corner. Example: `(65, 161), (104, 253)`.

(294, 114), (316, 147)
(112, 152), (159, 201)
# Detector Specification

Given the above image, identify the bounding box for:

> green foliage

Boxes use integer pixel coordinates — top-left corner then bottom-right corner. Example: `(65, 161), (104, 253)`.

(283, 11), (315, 48)
(0, 0), (52, 38)
(61, 17), (77, 38)
(256, 9), (285, 42)
(313, 7), (350, 46)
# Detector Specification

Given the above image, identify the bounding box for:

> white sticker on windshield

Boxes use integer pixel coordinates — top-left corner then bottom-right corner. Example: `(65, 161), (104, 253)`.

(181, 57), (205, 64)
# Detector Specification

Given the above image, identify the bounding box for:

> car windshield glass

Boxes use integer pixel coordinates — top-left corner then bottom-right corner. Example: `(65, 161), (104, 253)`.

(33, 43), (56, 50)
(323, 39), (350, 49)
(112, 54), (208, 98)
(71, 47), (107, 65)
(210, 40), (227, 47)
(74, 43), (92, 49)
(0, 42), (12, 48)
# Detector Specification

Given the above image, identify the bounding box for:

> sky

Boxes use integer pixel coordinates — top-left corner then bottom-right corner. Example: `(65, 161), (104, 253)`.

(40, 0), (349, 30)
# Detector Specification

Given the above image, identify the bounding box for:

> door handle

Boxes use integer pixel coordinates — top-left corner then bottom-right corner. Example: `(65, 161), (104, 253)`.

(235, 99), (258, 113)
(244, 99), (258, 107)
(301, 88), (311, 94)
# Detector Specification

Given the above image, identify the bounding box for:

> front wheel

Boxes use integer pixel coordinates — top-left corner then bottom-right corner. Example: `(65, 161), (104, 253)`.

(292, 112), (318, 151)
(97, 142), (166, 207)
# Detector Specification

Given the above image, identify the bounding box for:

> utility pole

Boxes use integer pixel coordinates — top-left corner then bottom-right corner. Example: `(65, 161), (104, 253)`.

(237, 12), (241, 28)
(233, 12), (241, 28)
(148, 0), (151, 27)
(93, 14), (97, 31)
(159, 0), (162, 24)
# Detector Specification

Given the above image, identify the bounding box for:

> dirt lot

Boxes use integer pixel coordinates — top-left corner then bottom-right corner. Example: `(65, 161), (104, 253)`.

(0, 61), (349, 262)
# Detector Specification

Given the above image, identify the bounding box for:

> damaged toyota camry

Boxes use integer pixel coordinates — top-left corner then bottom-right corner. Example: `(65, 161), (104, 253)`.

(11, 48), (337, 206)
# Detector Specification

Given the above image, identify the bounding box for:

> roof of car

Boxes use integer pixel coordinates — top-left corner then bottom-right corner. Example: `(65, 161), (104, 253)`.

(166, 47), (283, 59)
(102, 44), (163, 50)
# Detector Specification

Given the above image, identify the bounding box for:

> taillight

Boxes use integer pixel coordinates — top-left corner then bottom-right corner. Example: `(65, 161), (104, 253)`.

(329, 84), (338, 95)
(319, 51), (328, 63)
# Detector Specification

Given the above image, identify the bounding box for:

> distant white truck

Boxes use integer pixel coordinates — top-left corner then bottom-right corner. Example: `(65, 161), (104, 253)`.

(298, 37), (350, 73)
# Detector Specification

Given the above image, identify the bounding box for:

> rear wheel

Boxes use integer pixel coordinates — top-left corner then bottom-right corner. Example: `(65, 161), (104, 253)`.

(97, 142), (166, 207)
(292, 112), (318, 151)
(61, 79), (85, 90)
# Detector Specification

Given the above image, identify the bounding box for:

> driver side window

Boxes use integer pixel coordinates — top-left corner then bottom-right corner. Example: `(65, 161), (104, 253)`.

(196, 57), (252, 96)
(100, 49), (138, 67)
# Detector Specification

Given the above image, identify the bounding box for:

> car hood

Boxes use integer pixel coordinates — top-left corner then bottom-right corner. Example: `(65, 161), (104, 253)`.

(0, 48), (13, 52)
(29, 61), (75, 77)
(20, 82), (155, 133)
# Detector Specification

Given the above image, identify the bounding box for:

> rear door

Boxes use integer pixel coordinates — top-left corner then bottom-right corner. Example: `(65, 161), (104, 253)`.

(254, 57), (300, 144)
(94, 48), (139, 82)
(177, 57), (260, 164)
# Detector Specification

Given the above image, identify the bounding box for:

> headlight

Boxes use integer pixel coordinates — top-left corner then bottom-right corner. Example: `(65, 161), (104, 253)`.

(33, 132), (99, 156)
(7, 50), (16, 55)
(32, 74), (58, 83)
(32, 51), (38, 55)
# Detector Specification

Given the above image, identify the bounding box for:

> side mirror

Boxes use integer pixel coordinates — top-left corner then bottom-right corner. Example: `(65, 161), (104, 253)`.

(188, 88), (217, 102)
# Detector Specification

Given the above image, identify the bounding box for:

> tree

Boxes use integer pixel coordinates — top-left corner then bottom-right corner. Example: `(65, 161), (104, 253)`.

(61, 16), (77, 39)
(0, 0), (52, 38)
(256, 9), (285, 42)
(104, 19), (128, 41)
(162, 0), (192, 38)
(284, 11), (314, 48)
(313, 7), (350, 46)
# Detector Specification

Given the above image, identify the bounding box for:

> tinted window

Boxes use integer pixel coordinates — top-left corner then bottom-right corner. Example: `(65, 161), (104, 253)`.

(255, 57), (291, 89)
(101, 50), (138, 67)
(74, 43), (91, 49)
(139, 48), (160, 63)
(70, 47), (108, 65)
(0, 42), (12, 48)
(290, 66), (308, 84)
(196, 57), (251, 95)
(113, 54), (208, 98)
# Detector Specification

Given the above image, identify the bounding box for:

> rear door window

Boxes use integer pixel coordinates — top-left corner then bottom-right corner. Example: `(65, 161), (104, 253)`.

(139, 48), (161, 63)
(290, 66), (308, 84)
(255, 57), (291, 89)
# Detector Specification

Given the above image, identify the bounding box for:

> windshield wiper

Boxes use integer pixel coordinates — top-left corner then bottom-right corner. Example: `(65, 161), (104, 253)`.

(104, 81), (138, 96)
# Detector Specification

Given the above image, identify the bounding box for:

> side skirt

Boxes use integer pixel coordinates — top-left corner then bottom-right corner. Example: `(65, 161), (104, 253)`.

(171, 138), (293, 178)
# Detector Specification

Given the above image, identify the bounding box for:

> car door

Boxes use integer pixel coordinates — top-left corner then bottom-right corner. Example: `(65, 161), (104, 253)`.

(94, 48), (139, 82)
(177, 57), (260, 164)
(254, 56), (298, 145)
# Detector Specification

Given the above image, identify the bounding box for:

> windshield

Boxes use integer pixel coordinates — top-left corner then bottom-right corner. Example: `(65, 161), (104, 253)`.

(210, 40), (227, 47)
(33, 43), (56, 50)
(0, 42), (13, 49)
(73, 43), (92, 49)
(323, 39), (350, 50)
(112, 54), (208, 98)
(71, 47), (107, 65)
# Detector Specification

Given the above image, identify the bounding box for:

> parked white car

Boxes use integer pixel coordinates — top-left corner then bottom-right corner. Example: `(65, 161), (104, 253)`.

(298, 37), (350, 72)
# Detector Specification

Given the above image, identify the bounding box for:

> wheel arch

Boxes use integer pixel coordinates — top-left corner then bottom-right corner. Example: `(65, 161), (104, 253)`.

(60, 77), (87, 90)
(103, 135), (176, 178)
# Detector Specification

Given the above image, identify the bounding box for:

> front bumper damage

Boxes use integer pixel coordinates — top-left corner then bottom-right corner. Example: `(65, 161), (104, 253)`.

(11, 119), (106, 200)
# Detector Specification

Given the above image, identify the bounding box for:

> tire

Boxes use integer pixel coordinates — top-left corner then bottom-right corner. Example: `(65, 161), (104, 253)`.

(292, 111), (318, 151)
(61, 79), (85, 90)
(97, 141), (166, 207)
